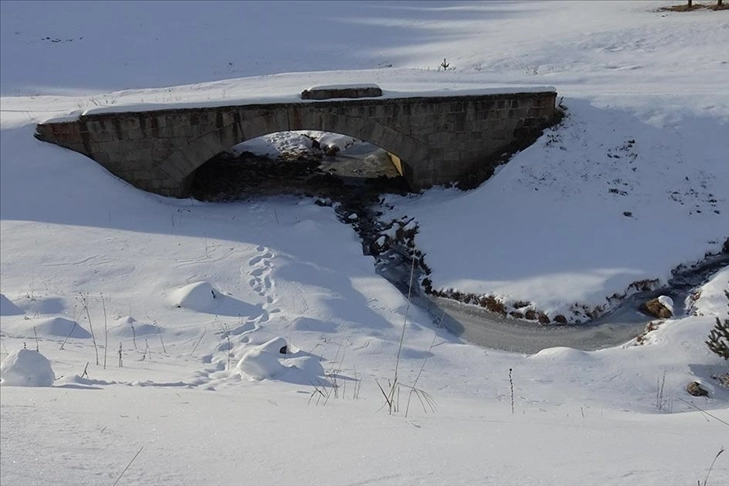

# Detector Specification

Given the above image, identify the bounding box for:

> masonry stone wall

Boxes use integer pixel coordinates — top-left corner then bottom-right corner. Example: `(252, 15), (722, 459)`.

(35, 91), (557, 197)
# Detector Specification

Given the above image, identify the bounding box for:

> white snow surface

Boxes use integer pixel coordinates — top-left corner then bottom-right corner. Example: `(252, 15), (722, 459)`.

(691, 266), (729, 319)
(658, 295), (675, 315)
(1, 1), (729, 485)
(1, 349), (55, 387)
(232, 130), (357, 158)
(236, 344), (287, 381)
(306, 83), (382, 91)
(168, 281), (222, 312)
(387, 99), (729, 318)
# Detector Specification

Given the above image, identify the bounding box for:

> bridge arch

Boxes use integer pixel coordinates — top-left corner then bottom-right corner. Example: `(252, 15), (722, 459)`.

(156, 108), (429, 193)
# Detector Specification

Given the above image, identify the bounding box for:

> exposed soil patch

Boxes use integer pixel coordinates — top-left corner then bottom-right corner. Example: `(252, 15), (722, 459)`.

(633, 320), (665, 346)
(660, 3), (728, 12)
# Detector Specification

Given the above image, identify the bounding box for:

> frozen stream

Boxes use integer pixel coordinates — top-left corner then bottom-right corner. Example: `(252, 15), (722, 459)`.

(331, 144), (729, 354)
(422, 295), (646, 354)
(403, 252), (729, 354)
(378, 249), (652, 354)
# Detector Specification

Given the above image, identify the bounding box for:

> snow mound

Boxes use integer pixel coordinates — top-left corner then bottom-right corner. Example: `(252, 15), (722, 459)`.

(0, 294), (23, 316)
(232, 131), (314, 158)
(169, 281), (222, 311)
(531, 347), (592, 362)
(237, 346), (286, 381)
(283, 355), (325, 378)
(31, 317), (90, 339)
(237, 337), (324, 382)
(260, 336), (295, 353)
(316, 132), (356, 151)
(1, 349), (55, 387)
(657, 295), (674, 315)
(58, 375), (113, 387)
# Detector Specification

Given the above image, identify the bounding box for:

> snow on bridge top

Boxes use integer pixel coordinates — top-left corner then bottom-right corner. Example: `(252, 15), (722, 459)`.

(42, 85), (557, 123)
(300, 84), (383, 100)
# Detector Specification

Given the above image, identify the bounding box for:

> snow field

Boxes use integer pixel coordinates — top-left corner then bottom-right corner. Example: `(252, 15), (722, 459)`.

(386, 97), (729, 320)
(1, 1), (729, 485)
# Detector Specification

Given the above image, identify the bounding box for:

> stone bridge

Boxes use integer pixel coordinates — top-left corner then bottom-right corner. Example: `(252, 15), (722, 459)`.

(35, 88), (558, 197)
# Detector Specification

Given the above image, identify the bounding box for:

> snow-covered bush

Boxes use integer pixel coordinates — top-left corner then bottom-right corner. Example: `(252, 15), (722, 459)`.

(706, 317), (729, 360)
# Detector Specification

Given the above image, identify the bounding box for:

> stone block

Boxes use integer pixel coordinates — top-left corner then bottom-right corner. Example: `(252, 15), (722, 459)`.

(300, 85), (382, 100)
(419, 103), (438, 114)
(119, 116), (141, 130)
(150, 139), (173, 159)
(89, 129), (114, 143)
(157, 154), (189, 182)
(124, 128), (146, 141)
(84, 120), (105, 132)
(157, 124), (179, 139)
(490, 129), (507, 141)
(446, 113), (466, 133)
(449, 101), (464, 113)
(512, 98), (530, 109)
(138, 147), (156, 163)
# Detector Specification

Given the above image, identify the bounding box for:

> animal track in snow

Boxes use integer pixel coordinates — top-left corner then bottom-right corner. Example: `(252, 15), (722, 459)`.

(197, 246), (285, 385)
(245, 247), (275, 298)
(230, 320), (256, 336)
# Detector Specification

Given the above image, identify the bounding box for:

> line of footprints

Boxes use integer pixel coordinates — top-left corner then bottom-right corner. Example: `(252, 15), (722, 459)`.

(247, 245), (275, 304)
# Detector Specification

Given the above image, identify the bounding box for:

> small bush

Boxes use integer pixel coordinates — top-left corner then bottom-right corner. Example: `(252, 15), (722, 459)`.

(706, 317), (729, 360)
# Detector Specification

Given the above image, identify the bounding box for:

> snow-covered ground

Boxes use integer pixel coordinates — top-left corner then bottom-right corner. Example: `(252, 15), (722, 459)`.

(388, 96), (729, 320)
(1, 2), (728, 485)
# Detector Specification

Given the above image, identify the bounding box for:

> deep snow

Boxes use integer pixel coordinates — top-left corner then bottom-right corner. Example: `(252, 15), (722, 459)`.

(1, 1), (728, 485)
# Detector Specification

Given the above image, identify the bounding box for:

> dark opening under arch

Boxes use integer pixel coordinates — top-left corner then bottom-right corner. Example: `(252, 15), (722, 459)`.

(188, 130), (410, 201)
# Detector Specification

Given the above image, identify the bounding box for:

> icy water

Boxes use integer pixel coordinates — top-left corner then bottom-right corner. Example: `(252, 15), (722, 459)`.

(375, 244), (652, 354)
(409, 246), (728, 354)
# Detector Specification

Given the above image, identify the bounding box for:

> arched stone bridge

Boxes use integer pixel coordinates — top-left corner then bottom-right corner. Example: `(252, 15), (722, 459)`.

(35, 89), (558, 197)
